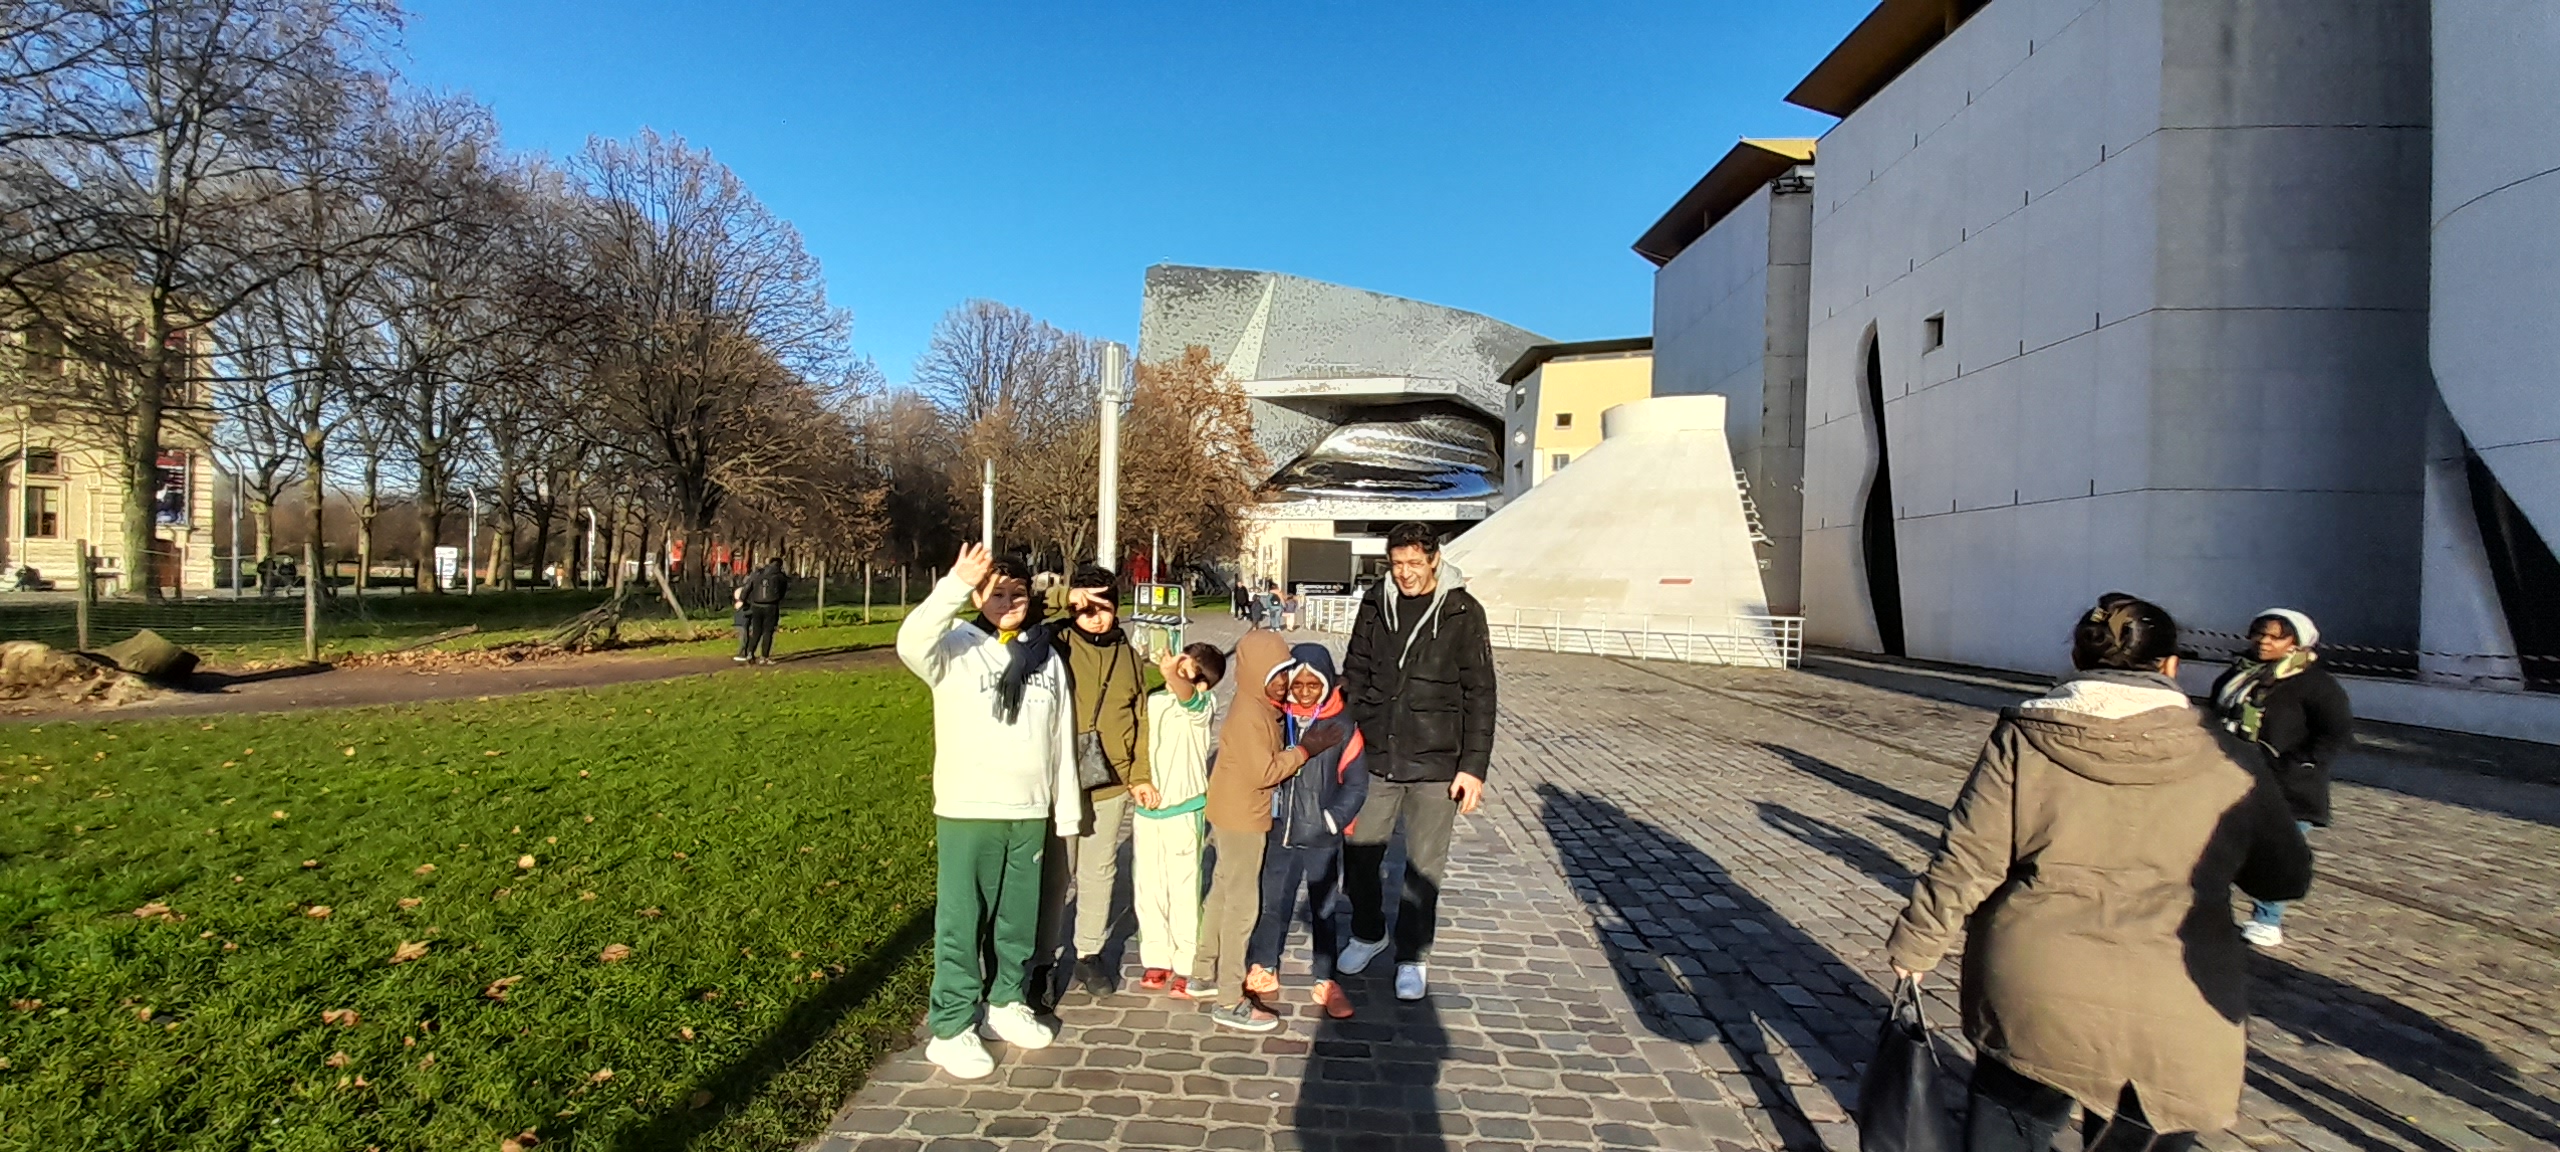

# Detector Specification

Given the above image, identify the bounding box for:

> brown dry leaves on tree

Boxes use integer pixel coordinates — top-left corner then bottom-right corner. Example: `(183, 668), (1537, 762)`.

(1125, 345), (1267, 568)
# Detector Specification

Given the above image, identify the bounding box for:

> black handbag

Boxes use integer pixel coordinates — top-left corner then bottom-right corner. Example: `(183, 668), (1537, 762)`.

(1857, 975), (1957, 1152)
(1071, 644), (1124, 791)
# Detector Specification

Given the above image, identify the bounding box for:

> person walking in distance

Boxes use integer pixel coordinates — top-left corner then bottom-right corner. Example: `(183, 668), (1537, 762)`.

(2210, 608), (2351, 948)
(739, 558), (789, 665)
(1886, 596), (2311, 1151)
(1131, 642), (1227, 996)
(1033, 565), (1153, 1006)
(1337, 522), (1497, 1002)
(894, 544), (1084, 1080)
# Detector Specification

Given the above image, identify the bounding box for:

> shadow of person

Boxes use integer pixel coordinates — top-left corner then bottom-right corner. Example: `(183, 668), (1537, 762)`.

(1755, 801), (1917, 896)
(1295, 833), (1450, 1152)
(1536, 782), (1888, 1149)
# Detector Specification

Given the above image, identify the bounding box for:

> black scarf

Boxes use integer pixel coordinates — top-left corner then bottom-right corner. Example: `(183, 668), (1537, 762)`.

(976, 616), (1057, 725)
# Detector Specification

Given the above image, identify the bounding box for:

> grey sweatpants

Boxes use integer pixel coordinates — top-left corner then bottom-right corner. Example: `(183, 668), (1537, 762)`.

(1342, 779), (1459, 964)
(1192, 823), (1269, 1007)
(1038, 788), (1133, 962)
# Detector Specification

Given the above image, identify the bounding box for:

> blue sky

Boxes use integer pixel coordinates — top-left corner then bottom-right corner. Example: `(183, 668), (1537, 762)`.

(398, 1), (1871, 385)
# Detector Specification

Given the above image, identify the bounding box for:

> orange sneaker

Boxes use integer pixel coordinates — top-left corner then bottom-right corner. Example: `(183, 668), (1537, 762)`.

(1313, 979), (1354, 1020)
(1244, 965), (1280, 996)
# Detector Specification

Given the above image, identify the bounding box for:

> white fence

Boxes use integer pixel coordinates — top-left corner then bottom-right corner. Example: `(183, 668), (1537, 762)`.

(1295, 596), (1803, 669)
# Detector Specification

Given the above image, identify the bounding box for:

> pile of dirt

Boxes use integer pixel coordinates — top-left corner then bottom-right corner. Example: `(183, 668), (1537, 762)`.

(0, 640), (157, 706)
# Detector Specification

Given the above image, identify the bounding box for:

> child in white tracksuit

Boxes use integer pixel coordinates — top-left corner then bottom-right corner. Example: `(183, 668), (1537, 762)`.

(895, 546), (1085, 1081)
(1132, 642), (1227, 996)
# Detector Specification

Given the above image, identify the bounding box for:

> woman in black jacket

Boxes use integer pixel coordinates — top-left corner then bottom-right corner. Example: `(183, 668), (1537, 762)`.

(2209, 608), (2352, 947)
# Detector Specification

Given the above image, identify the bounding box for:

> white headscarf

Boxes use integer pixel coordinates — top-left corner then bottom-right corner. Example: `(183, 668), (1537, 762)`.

(2255, 608), (2320, 648)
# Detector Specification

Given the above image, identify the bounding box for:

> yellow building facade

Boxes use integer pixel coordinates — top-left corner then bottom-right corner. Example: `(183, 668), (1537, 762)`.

(5, 331), (220, 593)
(1499, 339), (1654, 501)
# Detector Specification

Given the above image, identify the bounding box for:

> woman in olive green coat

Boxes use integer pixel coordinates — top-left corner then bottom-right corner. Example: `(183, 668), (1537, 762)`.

(1887, 596), (2312, 1151)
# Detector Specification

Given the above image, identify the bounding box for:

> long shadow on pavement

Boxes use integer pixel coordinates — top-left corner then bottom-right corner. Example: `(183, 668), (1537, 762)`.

(1537, 783), (1881, 1151)
(1294, 836), (1451, 1152)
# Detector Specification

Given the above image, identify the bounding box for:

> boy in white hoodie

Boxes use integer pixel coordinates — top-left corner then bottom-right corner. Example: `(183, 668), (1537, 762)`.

(896, 544), (1085, 1080)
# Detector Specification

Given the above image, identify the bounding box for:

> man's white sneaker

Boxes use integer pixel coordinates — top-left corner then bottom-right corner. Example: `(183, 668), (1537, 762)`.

(2240, 921), (2283, 948)
(979, 1001), (1057, 1050)
(1337, 936), (1390, 976)
(925, 1031), (995, 1079)
(1394, 962), (1428, 1001)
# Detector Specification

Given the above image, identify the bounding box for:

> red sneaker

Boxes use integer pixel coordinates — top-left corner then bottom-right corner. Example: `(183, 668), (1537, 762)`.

(1140, 967), (1171, 990)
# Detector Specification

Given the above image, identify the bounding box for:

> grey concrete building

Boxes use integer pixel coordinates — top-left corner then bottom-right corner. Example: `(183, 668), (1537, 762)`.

(2424, 0), (2560, 688)
(1777, 0), (2433, 671)
(1136, 264), (1546, 586)
(1641, 138), (1818, 616)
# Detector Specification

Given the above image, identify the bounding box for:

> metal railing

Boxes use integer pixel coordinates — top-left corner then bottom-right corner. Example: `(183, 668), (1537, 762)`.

(1300, 595), (1362, 635)
(1294, 595), (1803, 669)
(1489, 608), (1803, 668)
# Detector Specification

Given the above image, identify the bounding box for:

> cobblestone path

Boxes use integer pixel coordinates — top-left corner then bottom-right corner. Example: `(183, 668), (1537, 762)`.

(809, 636), (2560, 1152)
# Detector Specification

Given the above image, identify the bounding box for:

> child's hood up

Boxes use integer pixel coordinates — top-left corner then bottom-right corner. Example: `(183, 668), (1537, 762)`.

(1285, 642), (1342, 716)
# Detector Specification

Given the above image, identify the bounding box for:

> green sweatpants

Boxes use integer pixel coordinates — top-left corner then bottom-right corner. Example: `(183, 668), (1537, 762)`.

(931, 816), (1047, 1039)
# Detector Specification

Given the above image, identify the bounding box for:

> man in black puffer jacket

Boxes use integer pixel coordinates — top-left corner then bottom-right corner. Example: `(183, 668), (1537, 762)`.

(1336, 522), (1497, 1002)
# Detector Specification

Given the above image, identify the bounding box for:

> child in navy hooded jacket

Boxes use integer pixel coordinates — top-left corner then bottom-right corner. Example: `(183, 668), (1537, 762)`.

(1245, 642), (1370, 1019)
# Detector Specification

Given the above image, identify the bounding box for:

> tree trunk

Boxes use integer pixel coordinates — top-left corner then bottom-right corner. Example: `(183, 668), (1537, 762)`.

(412, 444), (445, 594)
(252, 499), (275, 564)
(356, 459), (379, 594)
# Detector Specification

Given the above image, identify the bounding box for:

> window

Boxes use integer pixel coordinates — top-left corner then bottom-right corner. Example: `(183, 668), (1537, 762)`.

(1551, 452), (1571, 472)
(23, 486), (59, 538)
(1923, 313), (1946, 351)
(1555, 412), (1574, 429)
(24, 448), (59, 476)
(18, 328), (62, 377)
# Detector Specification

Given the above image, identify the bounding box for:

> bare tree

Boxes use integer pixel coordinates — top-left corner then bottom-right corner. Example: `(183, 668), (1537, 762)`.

(574, 128), (848, 593)
(0, 0), (393, 593)
(1123, 345), (1265, 574)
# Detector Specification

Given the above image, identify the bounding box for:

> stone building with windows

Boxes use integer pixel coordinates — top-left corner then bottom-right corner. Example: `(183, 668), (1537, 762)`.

(1497, 338), (1653, 501)
(4, 326), (220, 594)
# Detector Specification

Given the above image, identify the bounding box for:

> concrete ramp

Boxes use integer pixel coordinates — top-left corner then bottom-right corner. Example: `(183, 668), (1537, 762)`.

(1445, 395), (1796, 666)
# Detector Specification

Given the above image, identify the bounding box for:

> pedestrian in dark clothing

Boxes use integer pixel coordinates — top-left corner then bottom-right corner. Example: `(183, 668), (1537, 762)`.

(1336, 522), (1496, 1002)
(1245, 643), (1370, 1020)
(739, 559), (789, 664)
(2209, 607), (2351, 947)
(1889, 595), (2312, 1152)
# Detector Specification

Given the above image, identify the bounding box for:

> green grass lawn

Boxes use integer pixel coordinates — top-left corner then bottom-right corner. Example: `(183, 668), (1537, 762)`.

(0, 664), (939, 1151)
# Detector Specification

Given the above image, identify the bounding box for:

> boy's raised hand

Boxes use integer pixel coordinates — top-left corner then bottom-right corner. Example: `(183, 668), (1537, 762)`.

(951, 543), (993, 590)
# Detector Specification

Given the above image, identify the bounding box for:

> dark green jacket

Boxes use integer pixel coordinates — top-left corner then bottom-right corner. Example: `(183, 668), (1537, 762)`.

(1056, 625), (1149, 799)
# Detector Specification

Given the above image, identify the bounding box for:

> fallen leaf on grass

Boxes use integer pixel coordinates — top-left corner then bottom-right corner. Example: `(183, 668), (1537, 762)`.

(271, 811), (287, 820)
(302, 859), (320, 869)
(670, 851), (687, 860)
(578, 770), (590, 778)
(398, 897), (422, 910)
(342, 747), (355, 757)
(222, 940), (239, 952)
(545, 836), (557, 845)
(389, 940), (429, 965)
(132, 902), (176, 922)
(639, 907), (661, 918)
(689, 1090), (713, 1109)
(516, 854), (536, 870)
(417, 1053), (435, 1069)
(598, 943), (632, 964)
(325, 1051), (350, 1068)
(10, 999), (41, 1012)
(588, 1068), (614, 1084)
(414, 863), (436, 875)
(483, 976), (522, 1001)
(221, 760), (237, 768)
(676, 1026), (695, 1042)
(306, 906), (332, 919)
(581, 815), (594, 823)
(483, 750), (501, 757)
(577, 891), (596, 902)
(322, 1008), (361, 1027)
(501, 1133), (541, 1152)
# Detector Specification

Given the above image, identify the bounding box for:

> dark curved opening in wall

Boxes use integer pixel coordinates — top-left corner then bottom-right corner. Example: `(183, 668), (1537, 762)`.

(1858, 332), (1906, 655)
(2465, 450), (2560, 691)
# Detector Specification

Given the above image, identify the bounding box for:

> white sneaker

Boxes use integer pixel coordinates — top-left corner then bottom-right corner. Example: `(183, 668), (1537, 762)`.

(1394, 962), (1428, 1001)
(2241, 921), (2284, 947)
(1337, 936), (1390, 976)
(979, 1001), (1057, 1050)
(925, 1031), (995, 1079)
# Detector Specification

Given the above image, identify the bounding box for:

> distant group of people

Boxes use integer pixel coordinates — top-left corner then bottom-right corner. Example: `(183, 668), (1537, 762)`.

(1232, 582), (1301, 631)
(896, 522), (1496, 1077)
(1887, 596), (2352, 1151)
